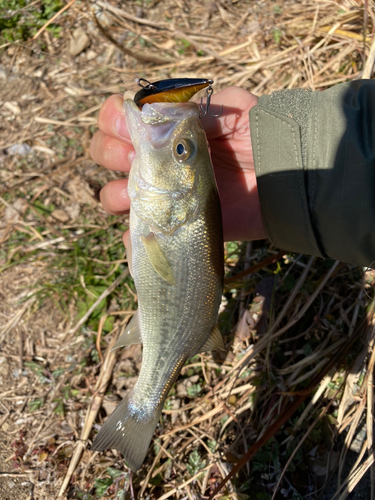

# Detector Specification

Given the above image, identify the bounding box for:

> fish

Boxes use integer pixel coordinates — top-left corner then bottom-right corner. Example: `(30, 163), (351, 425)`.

(92, 99), (224, 471)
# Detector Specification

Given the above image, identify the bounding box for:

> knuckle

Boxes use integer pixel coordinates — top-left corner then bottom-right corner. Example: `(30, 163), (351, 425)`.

(89, 131), (102, 163)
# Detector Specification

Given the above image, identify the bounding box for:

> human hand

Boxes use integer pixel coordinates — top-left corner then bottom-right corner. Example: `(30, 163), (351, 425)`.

(89, 86), (266, 244)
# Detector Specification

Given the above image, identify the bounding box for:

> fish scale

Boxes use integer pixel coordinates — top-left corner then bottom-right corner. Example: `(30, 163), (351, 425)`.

(92, 100), (224, 471)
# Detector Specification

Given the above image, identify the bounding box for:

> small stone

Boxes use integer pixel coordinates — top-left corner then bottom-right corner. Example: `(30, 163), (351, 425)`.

(86, 20), (100, 36)
(158, 39), (175, 50)
(5, 205), (19, 222)
(5, 198), (27, 222)
(51, 209), (70, 223)
(86, 49), (97, 61)
(90, 6), (112, 28)
(65, 202), (80, 221)
(67, 178), (97, 207)
(69, 28), (90, 57)
(6, 143), (32, 157)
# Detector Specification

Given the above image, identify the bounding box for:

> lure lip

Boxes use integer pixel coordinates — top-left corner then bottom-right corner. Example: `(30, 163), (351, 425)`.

(134, 78), (213, 107)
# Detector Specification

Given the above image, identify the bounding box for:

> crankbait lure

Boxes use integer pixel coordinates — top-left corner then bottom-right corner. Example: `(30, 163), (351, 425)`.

(134, 77), (222, 118)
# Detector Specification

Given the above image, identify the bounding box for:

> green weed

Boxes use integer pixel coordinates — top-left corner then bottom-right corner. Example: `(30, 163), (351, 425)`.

(28, 397), (44, 411)
(273, 28), (283, 45)
(72, 489), (94, 500)
(35, 221), (131, 327)
(93, 477), (113, 498)
(207, 439), (217, 453)
(186, 449), (206, 477)
(0, 0), (63, 41)
(187, 383), (202, 398)
(24, 360), (51, 384)
(53, 397), (65, 417)
(93, 467), (127, 498)
(177, 38), (191, 55)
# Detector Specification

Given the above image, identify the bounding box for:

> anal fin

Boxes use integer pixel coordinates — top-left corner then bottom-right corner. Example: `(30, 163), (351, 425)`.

(141, 233), (175, 285)
(199, 325), (225, 353)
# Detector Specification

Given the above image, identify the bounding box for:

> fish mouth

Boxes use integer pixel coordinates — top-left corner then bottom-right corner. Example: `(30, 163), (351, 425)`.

(141, 101), (199, 122)
(124, 100), (199, 149)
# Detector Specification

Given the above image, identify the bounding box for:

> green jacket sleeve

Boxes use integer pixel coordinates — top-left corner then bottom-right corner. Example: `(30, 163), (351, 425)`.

(249, 81), (375, 268)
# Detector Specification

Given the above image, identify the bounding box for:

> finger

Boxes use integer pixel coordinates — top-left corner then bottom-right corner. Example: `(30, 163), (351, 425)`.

(97, 94), (131, 142)
(90, 130), (135, 172)
(198, 86), (258, 138)
(100, 179), (130, 214)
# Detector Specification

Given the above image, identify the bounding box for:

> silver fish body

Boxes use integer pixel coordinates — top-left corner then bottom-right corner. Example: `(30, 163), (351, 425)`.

(92, 101), (224, 471)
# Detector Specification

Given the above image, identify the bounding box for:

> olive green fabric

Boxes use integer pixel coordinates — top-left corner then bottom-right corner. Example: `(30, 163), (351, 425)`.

(250, 81), (375, 268)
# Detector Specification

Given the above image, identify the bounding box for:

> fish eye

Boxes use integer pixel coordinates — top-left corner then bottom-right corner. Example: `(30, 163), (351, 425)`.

(174, 138), (195, 163)
(176, 143), (185, 155)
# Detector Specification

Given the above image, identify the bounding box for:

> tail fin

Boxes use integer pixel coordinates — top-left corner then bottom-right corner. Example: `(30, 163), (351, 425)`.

(91, 391), (161, 471)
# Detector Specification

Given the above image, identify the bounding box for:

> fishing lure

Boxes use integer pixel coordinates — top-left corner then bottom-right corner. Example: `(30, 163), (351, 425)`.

(134, 77), (222, 118)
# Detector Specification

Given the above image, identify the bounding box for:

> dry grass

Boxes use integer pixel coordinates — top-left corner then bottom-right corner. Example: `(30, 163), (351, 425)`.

(1, 0), (375, 499)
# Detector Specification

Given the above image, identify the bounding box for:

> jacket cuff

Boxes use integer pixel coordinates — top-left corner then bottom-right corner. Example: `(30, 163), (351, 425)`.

(250, 96), (324, 258)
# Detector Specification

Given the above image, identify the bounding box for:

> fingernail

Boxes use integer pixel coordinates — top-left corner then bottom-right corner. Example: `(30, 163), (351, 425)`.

(128, 150), (136, 163)
(115, 116), (128, 138)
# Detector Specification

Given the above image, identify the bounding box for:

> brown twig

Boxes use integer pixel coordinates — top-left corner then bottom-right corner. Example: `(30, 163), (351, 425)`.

(208, 327), (363, 500)
(58, 331), (119, 498)
(224, 250), (286, 284)
(94, 15), (169, 65)
(271, 387), (341, 500)
(32, 0), (77, 41)
(96, 314), (107, 365)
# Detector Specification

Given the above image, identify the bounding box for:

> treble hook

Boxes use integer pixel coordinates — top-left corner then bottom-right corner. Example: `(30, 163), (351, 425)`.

(199, 85), (223, 119)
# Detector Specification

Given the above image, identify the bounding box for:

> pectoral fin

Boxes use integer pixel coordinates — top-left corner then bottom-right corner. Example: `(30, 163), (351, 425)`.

(199, 325), (225, 353)
(141, 233), (175, 285)
(111, 311), (142, 350)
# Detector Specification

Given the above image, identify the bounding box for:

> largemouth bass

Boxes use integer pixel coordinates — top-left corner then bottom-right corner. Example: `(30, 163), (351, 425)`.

(92, 100), (224, 471)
